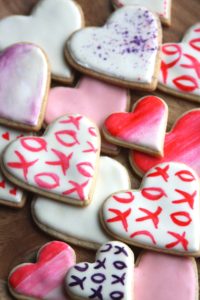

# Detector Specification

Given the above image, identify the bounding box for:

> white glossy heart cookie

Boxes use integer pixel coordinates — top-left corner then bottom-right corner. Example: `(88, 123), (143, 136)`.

(0, 43), (50, 131)
(112, 0), (172, 26)
(102, 162), (200, 256)
(66, 6), (162, 90)
(65, 241), (134, 300)
(0, 0), (84, 83)
(2, 114), (100, 206)
(32, 157), (131, 250)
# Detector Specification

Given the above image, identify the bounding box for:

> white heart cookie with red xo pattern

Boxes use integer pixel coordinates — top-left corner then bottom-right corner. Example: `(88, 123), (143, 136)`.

(112, 0), (172, 26)
(158, 23), (200, 102)
(2, 114), (100, 206)
(102, 162), (200, 256)
(65, 241), (134, 300)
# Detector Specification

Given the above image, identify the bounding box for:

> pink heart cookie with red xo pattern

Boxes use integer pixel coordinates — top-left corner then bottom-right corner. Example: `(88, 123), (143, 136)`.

(135, 251), (198, 300)
(103, 96), (168, 156)
(102, 162), (200, 256)
(8, 241), (75, 300)
(45, 76), (130, 155)
(130, 110), (200, 178)
(2, 114), (100, 206)
(158, 23), (200, 102)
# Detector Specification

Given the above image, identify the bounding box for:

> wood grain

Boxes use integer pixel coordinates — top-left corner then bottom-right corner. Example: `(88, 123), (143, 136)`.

(0, 0), (199, 298)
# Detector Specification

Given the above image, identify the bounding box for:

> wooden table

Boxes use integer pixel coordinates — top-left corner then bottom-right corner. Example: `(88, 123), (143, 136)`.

(0, 0), (199, 298)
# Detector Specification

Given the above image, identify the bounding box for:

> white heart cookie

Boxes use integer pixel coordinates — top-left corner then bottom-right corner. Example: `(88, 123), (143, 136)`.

(65, 241), (134, 300)
(112, 0), (172, 26)
(32, 157), (131, 249)
(102, 162), (200, 256)
(0, 0), (84, 83)
(66, 6), (162, 90)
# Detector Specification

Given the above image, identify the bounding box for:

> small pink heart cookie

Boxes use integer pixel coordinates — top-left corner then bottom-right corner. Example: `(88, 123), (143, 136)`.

(112, 0), (172, 26)
(135, 251), (198, 300)
(65, 241), (134, 300)
(66, 7), (162, 91)
(45, 76), (130, 155)
(102, 162), (200, 256)
(158, 23), (200, 102)
(8, 241), (75, 300)
(2, 114), (100, 206)
(103, 96), (168, 156)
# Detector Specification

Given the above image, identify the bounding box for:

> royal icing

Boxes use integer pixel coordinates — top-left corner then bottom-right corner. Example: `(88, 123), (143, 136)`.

(0, 43), (49, 130)
(112, 0), (171, 25)
(159, 23), (200, 101)
(67, 7), (161, 89)
(33, 157), (131, 249)
(0, 126), (25, 206)
(2, 114), (100, 205)
(0, 0), (83, 82)
(45, 76), (129, 155)
(102, 162), (200, 255)
(103, 96), (168, 155)
(66, 241), (134, 300)
(130, 110), (200, 177)
(135, 251), (197, 300)
(9, 241), (75, 300)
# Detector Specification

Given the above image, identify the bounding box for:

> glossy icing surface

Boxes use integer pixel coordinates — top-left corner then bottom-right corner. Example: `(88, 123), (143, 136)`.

(66, 241), (134, 300)
(102, 162), (200, 254)
(0, 43), (48, 126)
(33, 157), (131, 247)
(0, 0), (83, 80)
(3, 114), (100, 205)
(67, 7), (160, 84)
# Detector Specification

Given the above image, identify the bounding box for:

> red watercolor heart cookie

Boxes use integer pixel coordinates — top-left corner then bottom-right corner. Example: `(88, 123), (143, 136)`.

(135, 251), (198, 300)
(101, 162), (200, 256)
(8, 241), (75, 300)
(158, 23), (200, 102)
(130, 109), (200, 178)
(1, 114), (100, 206)
(103, 96), (168, 156)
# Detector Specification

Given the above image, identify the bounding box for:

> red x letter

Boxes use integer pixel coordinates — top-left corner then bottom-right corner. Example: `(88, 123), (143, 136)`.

(45, 149), (73, 175)
(147, 165), (170, 182)
(166, 231), (188, 251)
(173, 189), (197, 209)
(83, 142), (98, 153)
(181, 54), (200, 78)
(63, 180), (89, 200)
(60, 116), (82, 130)
(107, 208), (131, 232)
(136, 206), (162, 229)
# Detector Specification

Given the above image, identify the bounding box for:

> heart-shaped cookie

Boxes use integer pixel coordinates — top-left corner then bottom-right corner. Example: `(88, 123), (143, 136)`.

(32, 156), (131, 250)
(158, 23), (200, 102)
(130, 110), (200, 178)
(2, 114), (100, 206)
(8, 241), (75, 300)
(0, 0), (84, 83)
(0, 43), (50, 131)
(65, 241), (134, 300)
(135, 251), (198, 300)
(103, 96), (168, 156)
(102, 162), (200, 256)
(112, 0), (172, 26)
(66, 6), (162, 90)
(45, 76), (130, 155)
(0, 125), (26, 208)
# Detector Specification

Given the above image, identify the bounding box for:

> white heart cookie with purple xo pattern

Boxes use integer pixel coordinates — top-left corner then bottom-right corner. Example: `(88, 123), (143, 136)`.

(0, 0), (84, 83)
(66, 6), (162, 91)
(65, 241), (134, 300)
(112, 0), (172, 26)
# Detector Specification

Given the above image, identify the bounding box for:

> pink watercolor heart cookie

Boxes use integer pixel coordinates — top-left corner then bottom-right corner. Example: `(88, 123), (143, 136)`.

(0, 43), (50, 131)
(103, 96), (168, 156)
(112, 0), (172, 26)
(158, 23), (200, 102)
(45, 76), (130, 155)
(1, 114), (100, 206)
(66, 6), (162, 91)
(101, 162), (200, 256)
(0, 0), (84, 83)
(135, 251), (198, 300)
(65, 241), (134, 300)
(130, 109), (200, 178)
(8, 241), (75, 300)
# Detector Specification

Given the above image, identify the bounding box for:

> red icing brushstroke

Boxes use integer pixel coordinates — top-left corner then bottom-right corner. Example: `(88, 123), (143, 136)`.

(59, 115), (82, 130)
(62, 180), (89, 200)
(166, 231), (188, 251)
(21, 137), (47, 152)
(172, 189), (196, 209)
(34, 173), (60, 189)
(136, 207), (162, 229)
(170, 211), (192, 226)
(141, 187), (167, 200)
(76, 162), (94, 178)
(113, 192), (134, 203)
(147, 165), (169, 182)
(45, 149), (73, 176)
(107, 208), (132, 232)
(130, 230), (156, 245)
(55, 130), (80, 147)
